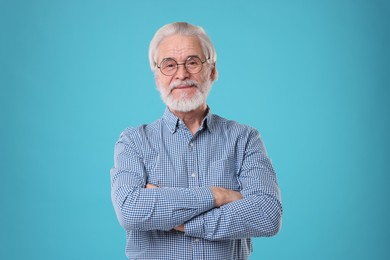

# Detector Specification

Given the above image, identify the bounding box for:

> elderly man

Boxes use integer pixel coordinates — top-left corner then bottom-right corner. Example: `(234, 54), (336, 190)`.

(111, 22), (282, 260)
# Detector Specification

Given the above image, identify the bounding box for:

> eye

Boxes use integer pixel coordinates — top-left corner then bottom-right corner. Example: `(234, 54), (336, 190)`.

(161, 59), (177, 69)
(186, 57), (201, 67)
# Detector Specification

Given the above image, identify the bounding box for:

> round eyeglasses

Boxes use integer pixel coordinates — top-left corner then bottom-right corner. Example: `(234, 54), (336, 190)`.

(157, 56), (209, 76)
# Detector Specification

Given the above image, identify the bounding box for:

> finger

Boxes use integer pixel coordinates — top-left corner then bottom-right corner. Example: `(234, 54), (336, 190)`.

(146, 183), (158, 189)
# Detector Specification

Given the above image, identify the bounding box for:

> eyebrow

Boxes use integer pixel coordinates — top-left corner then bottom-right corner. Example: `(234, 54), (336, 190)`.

(160, 55), (202, 63)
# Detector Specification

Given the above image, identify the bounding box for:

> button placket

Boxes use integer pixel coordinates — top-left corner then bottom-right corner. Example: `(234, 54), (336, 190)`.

(188, 138), (199, 187)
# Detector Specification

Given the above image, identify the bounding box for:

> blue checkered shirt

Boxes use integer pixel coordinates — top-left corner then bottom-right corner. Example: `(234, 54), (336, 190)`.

(111, 108), (282, 260)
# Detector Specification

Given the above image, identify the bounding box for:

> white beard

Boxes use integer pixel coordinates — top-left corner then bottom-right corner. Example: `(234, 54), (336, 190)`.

(159, 78), (212, 112)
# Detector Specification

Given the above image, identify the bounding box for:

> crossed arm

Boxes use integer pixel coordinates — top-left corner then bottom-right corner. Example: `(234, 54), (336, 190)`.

(145, 183), (243, 232)
(111, 129), (282, 240)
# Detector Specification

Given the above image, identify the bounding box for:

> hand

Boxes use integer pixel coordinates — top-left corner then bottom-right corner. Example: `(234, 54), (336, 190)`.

(174, 224), (185, 232)
(145, 183), (158, 189)
(211, 187), (243, 207)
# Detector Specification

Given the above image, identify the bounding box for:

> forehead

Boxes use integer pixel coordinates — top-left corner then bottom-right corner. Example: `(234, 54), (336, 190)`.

(157, 35), (204, 62)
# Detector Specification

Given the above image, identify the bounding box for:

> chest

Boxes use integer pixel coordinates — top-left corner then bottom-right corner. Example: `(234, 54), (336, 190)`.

(143, 130), (245, 190)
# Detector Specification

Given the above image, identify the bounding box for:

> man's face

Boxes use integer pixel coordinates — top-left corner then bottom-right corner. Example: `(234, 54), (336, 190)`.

(155, 34), (216, 112)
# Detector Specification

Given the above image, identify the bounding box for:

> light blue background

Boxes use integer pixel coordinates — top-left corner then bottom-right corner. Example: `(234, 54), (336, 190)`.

(1, 0), (389, 259)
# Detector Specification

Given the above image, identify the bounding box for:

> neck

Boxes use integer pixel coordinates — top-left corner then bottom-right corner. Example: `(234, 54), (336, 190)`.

(170, 104), (208, 135)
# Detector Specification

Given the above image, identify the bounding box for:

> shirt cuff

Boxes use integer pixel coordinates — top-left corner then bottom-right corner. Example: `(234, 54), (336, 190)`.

(184, 187), (214, 238)
(191, 187), (214, 214)
(184, 214), (205, 238)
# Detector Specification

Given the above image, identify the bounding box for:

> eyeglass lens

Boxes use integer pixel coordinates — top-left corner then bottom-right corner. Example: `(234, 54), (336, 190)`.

(160, 56), (203, 76)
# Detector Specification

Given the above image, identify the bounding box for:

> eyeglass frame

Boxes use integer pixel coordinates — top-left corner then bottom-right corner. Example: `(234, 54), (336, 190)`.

(156, 56), (210, 76)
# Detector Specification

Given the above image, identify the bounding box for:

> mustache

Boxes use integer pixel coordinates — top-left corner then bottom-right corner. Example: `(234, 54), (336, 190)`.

(169, 80), (200, 91)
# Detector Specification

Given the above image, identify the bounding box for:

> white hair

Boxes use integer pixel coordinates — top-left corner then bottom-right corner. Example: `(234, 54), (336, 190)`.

(149, 22), (218, 80)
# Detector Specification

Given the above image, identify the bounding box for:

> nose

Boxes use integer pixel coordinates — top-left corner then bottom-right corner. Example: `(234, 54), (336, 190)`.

(175, 64), (190, 80)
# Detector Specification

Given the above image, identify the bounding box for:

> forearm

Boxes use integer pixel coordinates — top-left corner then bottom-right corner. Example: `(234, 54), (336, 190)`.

(184, 193), (282, 240)
(111, 170), (214, 232)
(173, 186), (243, 232)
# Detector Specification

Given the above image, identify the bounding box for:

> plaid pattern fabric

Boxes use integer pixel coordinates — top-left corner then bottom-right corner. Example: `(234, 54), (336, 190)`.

(111, 108), (282, 260)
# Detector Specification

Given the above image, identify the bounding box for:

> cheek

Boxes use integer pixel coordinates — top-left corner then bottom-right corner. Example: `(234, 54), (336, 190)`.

(155, 78), (170, 95)
(199, 69), (212, 82)
(156, 75), (170, 89)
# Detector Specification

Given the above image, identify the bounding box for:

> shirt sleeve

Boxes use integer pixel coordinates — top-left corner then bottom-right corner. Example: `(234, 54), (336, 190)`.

(110, 128), (215, 232)
(184, 129), (282, 240)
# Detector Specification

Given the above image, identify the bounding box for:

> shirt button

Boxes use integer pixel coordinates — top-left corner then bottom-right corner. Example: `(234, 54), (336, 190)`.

(189, 142), (194, 147)
(194, 238), (200, 242)
(191, 172), (197, 177)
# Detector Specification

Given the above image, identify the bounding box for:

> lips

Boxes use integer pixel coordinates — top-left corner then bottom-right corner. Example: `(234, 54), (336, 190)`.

(174, 84), (194, 89)
(169, 80), (199, 93)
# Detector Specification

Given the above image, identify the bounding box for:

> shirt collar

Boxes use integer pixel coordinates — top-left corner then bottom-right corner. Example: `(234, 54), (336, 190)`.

(162, 107), (215, 134)
(162, 107), (180, 133)
(202, 107), (215, 133)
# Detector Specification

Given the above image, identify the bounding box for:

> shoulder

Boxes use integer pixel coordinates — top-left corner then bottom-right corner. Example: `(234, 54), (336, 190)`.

(211, 114), (260, 137)
(117, 118), (163, 144)
(212, 114), (269, 156)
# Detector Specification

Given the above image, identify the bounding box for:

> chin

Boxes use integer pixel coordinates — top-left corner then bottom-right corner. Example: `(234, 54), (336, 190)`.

(160, 79), (212, 112)
(164, 95), (206, 113)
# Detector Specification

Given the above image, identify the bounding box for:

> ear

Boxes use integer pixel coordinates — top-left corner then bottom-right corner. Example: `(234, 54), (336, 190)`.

(155, 74), (161, 89)
(210, 63), (217, 81)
